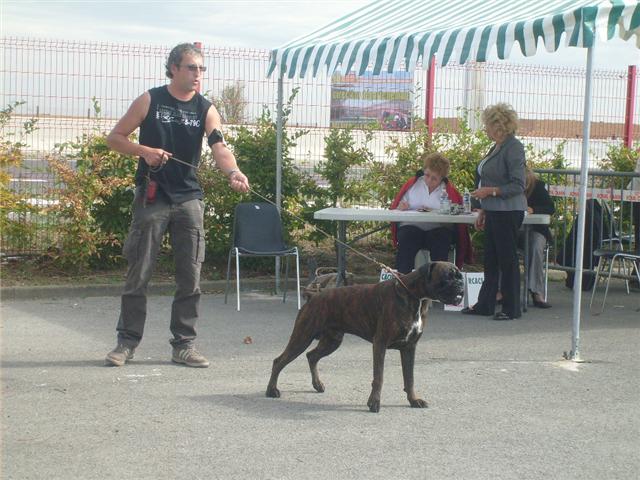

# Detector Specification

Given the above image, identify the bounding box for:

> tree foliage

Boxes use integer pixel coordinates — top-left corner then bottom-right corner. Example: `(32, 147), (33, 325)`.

(210, 82), (247, 125)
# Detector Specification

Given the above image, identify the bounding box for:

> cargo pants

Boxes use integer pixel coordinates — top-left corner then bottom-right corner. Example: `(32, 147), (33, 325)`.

(116, 188), (205, 348)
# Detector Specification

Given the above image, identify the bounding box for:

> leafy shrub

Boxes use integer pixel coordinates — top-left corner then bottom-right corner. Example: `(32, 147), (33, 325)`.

(47, 99), (137, 270)
(199, 89), (312, 262)
(0, 101), (39, 253)
(597, 143), (638, 173)
(302, 128), (375, 245)
(363, 113), (492, 208)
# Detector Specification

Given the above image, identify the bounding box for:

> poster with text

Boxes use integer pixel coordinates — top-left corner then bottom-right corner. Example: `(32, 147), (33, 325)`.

(330, 71), (413, 130)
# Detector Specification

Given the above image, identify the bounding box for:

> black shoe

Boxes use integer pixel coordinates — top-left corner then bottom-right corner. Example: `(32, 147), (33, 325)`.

(531, 293), (552, 309)
(461, 306), (491, 316)
(493, 312), (514, 321)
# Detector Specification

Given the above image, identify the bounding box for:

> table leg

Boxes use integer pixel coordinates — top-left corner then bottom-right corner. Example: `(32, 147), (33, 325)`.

(335, 220), (347, 287)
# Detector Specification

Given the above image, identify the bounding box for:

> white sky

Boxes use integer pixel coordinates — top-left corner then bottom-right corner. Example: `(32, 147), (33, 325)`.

(1, 0), (638, 69)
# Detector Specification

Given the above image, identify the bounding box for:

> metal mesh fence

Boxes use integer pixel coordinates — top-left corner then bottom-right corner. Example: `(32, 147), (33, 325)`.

(1, 36), (638, 256)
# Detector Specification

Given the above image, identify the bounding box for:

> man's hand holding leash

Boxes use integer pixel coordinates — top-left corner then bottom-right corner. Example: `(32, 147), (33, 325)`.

(226, 169), (249, 193)
(141, 147), (172, 168)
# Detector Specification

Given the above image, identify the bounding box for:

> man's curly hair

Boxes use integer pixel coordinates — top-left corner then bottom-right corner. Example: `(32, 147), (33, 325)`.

(165, 43), (203, 79)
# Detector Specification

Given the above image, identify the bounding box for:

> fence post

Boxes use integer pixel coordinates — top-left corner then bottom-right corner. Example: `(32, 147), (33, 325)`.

(425, 55), (436, 140)
(623, 65), (636, 148)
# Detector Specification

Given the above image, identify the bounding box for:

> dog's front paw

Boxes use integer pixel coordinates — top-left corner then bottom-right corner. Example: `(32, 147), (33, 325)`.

(367, 394), (381, 413)
(312, 379), (325, 393)
(409, 398), (428, 408)
(265, 386), (281, 398)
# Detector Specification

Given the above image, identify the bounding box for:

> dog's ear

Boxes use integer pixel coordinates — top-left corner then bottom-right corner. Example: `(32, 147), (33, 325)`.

(418, 263), (431, 276)
(418, 262), (436, 281)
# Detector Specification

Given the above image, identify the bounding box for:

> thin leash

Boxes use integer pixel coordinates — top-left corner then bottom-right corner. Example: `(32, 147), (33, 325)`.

(156, 155), (417, 295)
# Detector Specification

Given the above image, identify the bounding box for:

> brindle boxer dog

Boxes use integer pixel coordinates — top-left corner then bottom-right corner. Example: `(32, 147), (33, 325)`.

(266, 261), (464, 412)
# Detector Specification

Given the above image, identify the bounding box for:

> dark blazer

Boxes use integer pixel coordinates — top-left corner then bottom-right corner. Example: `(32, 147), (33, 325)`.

(473, 135), (527, 212)
(528, 179), (555, 241)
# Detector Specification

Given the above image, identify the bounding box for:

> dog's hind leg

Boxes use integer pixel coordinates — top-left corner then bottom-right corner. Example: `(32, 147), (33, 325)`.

(266, 319), (317, 398)
(306, 330), (344, 393)
(400, 344), (427, 408)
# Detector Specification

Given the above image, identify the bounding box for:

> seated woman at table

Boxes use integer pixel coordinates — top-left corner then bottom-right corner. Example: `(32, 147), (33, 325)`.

(390, 152), (473, 274)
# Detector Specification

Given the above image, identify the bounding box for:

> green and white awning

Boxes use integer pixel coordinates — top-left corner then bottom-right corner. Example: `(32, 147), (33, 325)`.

(268, 0), (640, 78)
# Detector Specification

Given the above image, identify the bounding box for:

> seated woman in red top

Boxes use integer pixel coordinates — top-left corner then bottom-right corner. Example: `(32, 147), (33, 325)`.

(390, 152), (473, 274)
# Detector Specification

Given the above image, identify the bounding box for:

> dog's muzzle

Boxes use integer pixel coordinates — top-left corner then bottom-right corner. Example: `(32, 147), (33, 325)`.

(432, 264), (464, 305)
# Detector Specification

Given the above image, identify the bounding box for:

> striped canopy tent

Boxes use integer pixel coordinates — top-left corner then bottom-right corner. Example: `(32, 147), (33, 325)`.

(269, 0), (639, 77)
(268, 0), (640, 361)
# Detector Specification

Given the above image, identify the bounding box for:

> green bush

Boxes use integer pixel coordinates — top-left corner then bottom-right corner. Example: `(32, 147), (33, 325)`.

(597, 142), (639, 234)
(199, 89), (312, 262)
(47, 99), (137, 270)
(0, 101), (40, 254)
(302, 128), (375, 245)
(48, 134), (137, 270)
(598, 143), (638, 173)
(11, 94), (635, 276)
(363, 113), (492, 207)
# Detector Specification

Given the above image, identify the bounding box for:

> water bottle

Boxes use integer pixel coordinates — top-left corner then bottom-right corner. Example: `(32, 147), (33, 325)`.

(439, 189), (450, 214)
(463, 189), (471, 214)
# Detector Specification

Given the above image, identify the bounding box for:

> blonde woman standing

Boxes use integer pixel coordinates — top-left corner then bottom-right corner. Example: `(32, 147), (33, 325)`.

(463, 103), (527, 320)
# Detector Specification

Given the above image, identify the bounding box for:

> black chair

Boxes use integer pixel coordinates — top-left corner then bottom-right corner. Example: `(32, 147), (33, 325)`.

(225, 202), (301, 311)
(600, 200), (634, 250)
(558, 199), (629, 291)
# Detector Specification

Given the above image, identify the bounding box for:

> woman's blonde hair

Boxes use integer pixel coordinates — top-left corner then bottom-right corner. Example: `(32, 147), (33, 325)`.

(482, 103), (519, 136)
(421, 152), (450, 178)
(525, 167), (536, 198)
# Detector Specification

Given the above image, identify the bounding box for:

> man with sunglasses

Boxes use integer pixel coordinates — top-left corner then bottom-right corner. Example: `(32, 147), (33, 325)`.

(105, 43), (249, 368)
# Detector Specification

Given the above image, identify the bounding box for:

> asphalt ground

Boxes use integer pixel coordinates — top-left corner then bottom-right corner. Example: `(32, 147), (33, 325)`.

(1, 279), (639, 480)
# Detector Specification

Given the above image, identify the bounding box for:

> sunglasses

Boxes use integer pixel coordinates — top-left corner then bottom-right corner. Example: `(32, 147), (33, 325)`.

(178, 64), (207, 73)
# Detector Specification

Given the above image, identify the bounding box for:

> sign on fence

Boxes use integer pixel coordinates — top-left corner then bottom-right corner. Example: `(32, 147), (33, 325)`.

(330, 71), (414, 130)
(548, 184), (640, 203)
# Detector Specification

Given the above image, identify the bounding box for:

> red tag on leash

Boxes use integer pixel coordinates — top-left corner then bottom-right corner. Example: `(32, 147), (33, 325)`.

(146, 180), (158, 204)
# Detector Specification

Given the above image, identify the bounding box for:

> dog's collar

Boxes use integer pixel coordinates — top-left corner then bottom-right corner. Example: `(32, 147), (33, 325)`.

(392, 273), (423, 301)
(380, 263), (427, 301)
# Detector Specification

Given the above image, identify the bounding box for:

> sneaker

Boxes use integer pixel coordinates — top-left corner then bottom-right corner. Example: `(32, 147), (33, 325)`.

(105, 344), (135, 366)
(172, 346), (210, 368)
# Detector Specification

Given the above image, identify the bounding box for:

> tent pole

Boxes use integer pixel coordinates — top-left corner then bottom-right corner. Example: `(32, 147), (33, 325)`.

(276, 75), (284, 210)
(275, 74), (284, 292)
(567, 46), (595, 362)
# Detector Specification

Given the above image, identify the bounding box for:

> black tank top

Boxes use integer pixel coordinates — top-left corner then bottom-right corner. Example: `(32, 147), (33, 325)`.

(136, 85), (212, 204)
